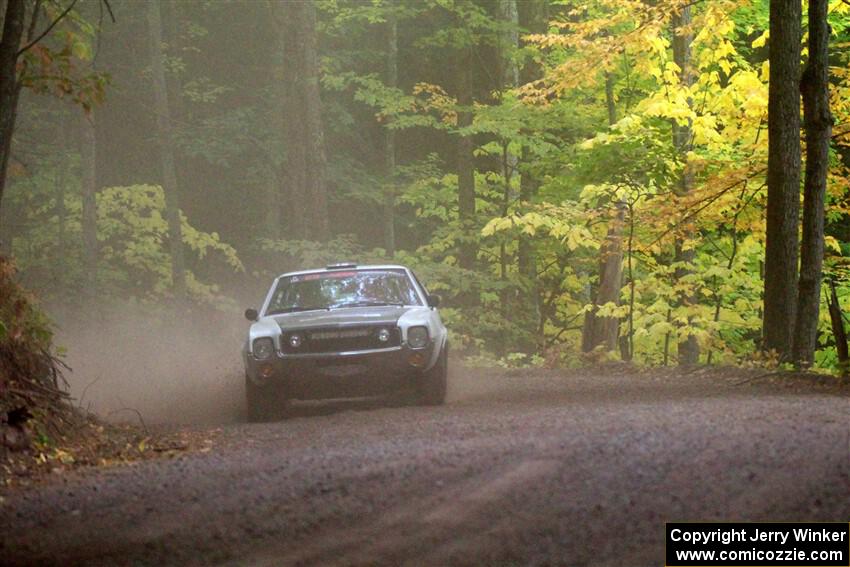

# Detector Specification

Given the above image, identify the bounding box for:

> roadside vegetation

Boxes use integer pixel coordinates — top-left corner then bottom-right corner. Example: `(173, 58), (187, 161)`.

(0, 256), (67, 448)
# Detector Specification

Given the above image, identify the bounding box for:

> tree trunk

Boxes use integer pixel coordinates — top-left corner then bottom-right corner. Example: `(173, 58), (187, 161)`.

(54, 123), (68, 271)
(147, 0), (186, 296)
(160, 0), (187, 213)
(80, 113), (98, 299)
(496, 0), (520, 354)
(497, 0), (519, 200)
(763, 0), (801, 358)
(265, 1), (287, 241)
(263, 180), (281, 241)
(670, 6), (699, 365)
(582, 73), (624, 354)
(826, 280), (848, 375)
(623, 200), (636, 361)
(282, 6), (307, 240)
(792, 0), (832, 367)
(456, 45), (476, 274)
(518, 0), (546, 347)
(582, 203), (626, 353)
(384, 8), (397, 257)
(0, 0), (26, 237)
(301, 1), (329, 242)
(161, 0), (184, 122)
(498, 0), (519, 88)
(605, 71), (616, 126)
(281, 1), (328, 242)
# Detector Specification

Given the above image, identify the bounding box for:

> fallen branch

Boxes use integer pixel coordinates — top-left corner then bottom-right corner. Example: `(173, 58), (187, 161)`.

(732, 371), (781, 386)
(77, 375), (101, 410)
(108, 403), (149, 435)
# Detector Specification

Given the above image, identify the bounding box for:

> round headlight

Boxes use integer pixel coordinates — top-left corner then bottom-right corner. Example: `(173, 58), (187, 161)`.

(377, 328), (390, 342)
(407, 326), (429, 349)
(289, 334), (302, 348)
(252, 337), (274, 360)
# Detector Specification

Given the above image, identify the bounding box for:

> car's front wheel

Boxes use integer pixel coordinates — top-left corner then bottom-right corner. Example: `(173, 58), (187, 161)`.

(245, 376), (289, 422)
(417, 344), (447, 406)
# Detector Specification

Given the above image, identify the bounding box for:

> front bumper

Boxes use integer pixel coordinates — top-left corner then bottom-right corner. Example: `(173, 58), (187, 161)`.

(246, 343), (435, 400)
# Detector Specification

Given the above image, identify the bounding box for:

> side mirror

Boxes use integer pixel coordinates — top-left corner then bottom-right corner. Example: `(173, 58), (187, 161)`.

(427, 294), (441, 308)
(245, 308), (259, 321)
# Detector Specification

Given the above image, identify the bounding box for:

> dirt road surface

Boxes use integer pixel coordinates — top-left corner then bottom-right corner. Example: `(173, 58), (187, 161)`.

(3, 367), (850, 566)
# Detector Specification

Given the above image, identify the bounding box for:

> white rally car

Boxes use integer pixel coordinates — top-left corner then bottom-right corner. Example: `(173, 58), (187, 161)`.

(242, 263), (448, 420)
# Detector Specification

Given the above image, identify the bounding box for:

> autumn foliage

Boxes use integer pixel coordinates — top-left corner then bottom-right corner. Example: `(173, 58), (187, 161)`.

(0, 255), (68, 450)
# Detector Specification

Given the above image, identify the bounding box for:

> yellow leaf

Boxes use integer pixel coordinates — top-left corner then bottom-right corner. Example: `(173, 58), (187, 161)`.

(825, 235), (842, 254)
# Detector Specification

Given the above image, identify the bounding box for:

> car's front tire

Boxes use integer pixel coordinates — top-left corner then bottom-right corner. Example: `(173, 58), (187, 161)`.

(245, 376), (289, 422)
(417, 343), (447, 406)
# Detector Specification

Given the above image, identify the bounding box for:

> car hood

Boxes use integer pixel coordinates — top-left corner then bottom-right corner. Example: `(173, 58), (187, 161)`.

(270, 305), (412, 330)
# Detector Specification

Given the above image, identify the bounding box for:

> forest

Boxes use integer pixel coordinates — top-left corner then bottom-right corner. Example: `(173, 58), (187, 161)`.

(2, 0), (850, 378)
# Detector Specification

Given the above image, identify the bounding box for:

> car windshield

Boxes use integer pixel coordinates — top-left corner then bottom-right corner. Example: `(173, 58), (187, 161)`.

(265, 269), (422, 314)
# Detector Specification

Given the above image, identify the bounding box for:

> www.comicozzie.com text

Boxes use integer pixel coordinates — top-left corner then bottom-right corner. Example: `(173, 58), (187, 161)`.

(670, 527), (848, 546)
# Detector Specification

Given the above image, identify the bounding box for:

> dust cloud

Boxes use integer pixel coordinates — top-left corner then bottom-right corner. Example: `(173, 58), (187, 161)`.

(50, 302), (505, 426)
(53, 304), (246, 425)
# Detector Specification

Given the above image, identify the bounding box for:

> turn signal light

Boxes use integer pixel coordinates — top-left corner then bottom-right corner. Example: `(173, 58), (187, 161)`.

(408, 353), (426, 367)
(259, 364), (274, 379)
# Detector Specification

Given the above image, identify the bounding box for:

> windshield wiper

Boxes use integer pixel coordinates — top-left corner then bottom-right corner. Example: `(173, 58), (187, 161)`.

(267, 306), (330, 315)
(330, 301), (404, 309)
(268, 302), (404, 314)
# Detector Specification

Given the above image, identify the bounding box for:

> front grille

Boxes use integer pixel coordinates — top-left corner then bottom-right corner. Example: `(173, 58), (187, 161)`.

(281, 325), (401, 354)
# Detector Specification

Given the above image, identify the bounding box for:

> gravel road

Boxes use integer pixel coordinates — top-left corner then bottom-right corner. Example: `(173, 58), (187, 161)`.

(2, 366), (850, 566)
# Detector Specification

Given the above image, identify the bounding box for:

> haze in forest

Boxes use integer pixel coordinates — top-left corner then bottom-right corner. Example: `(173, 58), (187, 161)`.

(1, 0), (848, 423)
